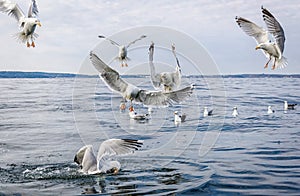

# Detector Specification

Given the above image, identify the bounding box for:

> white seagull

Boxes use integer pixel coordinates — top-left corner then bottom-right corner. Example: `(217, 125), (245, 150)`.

(284, 101), (297, 110)
(128, 105), (149, 120)
(148, 42), (181, 92)
(74, 139), (143, 174)
(267, 106), (275, 114)
(174, 111), (186, 124)
(232, 107), (238, 117)
(90, 52), (194, 106)
(0, 0), (41, 47)
(98, 35), (146, 67)
(203, 107), (213, 117)
(236, 6), (287, 70)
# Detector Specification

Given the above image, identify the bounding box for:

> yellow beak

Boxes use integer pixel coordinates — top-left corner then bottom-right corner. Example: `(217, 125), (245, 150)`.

(37, 22), (42, 27)
(255, 46), (260, 50)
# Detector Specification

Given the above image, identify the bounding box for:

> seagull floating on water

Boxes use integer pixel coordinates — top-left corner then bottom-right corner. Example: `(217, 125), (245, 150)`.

(90, 52), (194, 107)
(0, 0), (41, 47)
(148, 42), (181, 92)
(232, 107), (238, 117)
(128, 106), (149, 120)
(267, 106), (275, 114)
(98, 35), (146, 67)
(284, 101), (297, 110)
(236, 6), (287, 70)
(174, 111), (186, 124)
(74, 139), (143, 175)
(203, 107), (213, 117)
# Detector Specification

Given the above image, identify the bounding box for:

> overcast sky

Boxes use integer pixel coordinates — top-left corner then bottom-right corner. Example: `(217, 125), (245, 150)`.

(0, 0), (299, 75)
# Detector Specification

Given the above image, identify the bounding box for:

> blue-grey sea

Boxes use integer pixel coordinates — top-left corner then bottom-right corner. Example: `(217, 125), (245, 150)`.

(0, 75), (299, 195)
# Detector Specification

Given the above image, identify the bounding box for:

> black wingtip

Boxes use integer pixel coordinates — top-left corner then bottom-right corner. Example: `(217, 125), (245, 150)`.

(98, 35), (105, 38)
(261, 5), (264, 10)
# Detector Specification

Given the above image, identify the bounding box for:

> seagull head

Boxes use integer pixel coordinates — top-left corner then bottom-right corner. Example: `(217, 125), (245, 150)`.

(255, 43), (266, 50)
(174, 111), (178, 115)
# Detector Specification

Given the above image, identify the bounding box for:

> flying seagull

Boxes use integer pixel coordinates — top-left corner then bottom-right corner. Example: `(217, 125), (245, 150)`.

(90, 51), (194, 107)
(74, 139), (143, 174)
(148, 42), (181, 92)
(0, 0), (41, 47)
(236, 6), (287, 70)
(98, 34), (146, 67)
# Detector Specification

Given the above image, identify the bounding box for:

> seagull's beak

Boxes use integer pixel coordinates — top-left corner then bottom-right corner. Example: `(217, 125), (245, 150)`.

(37, 22), (42, 27)
(255, 45), (260, 50)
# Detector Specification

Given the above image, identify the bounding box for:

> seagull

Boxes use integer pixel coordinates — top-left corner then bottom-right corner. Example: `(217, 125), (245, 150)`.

(74, 139), (143, 175)
(0, 0), (41, 47)
(174, 111), (186, 124)
(90, 52), (194, 107)
(98, 35), (146, 67)
(148, 42), (181, 92)
(267, 106), (275, 114)
(284, 101), (297, 110)
(203, 107), (213, 117)
(232, 107), (238, 117)
(235, 6), (287, 70)
(128, 106), (149, 120)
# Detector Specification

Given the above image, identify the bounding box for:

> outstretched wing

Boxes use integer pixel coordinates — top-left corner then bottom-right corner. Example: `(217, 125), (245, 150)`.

(235, 16), (269, 44)
(137, 85), (194, 106)
(0, 0), (25, 23)
(126, 35), (146, 48)
(98, 35), (120, 47)
(172, 44), (181, 71)
(97, 139), (143, 170)
(261, 6), (285, 53)
(148, 42), (161, 89)
(27, 0), (38, 18)
(90, 52), (129, 93)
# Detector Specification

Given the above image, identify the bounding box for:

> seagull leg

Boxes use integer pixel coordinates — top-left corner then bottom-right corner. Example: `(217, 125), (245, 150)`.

(264, 57), (271, 69)
(272, 58), (276, 70)
(26, 42), (30, 47)
(31, 42), (35, 48)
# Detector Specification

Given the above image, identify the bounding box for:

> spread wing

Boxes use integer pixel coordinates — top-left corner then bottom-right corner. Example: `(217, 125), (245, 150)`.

(235, 16), (269, 44)
(90, 52), (129, 93)
(0, 0), (25, 23)
(97, 139), (143, 170)
(261, 6), (285, 53)
(148, 42), (161, 89)
(172, 44), (181, 71)
(136, 85), (194, 106)
(126, 35), (146, 48)
(98, 35), (120, 47)
(27, 0), (38, 18)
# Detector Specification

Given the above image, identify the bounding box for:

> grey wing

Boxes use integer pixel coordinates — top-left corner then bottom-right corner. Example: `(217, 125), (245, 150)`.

(172, 44), (181, 70)
(0, 0), (25, 22)
(27, 0), (38, 18)
(98, 35), (120, 47)
(126, 35), (147, 48)
(97, 139), (143, 169)
(137, 85), (194, 106)
(90, 52), (128, 93)
(148, 42), (161, 89)
(235, 16), (269, 44)
(261, 6), (285, 53)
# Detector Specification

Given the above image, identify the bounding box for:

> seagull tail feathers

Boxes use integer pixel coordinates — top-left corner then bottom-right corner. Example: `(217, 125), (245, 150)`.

(275, 56), (288, 69)
(13, 32), (38, 43)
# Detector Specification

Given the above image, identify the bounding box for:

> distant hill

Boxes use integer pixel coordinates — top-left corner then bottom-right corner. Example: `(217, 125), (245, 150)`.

(0, 71), (299, 78)
(0, 71), (95, 78)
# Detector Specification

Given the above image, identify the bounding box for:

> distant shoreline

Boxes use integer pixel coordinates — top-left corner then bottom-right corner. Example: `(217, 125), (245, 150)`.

(0, 71), (300, 78)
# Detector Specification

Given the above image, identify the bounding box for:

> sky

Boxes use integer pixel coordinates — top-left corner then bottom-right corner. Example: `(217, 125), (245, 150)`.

(0, 0), (299, 75)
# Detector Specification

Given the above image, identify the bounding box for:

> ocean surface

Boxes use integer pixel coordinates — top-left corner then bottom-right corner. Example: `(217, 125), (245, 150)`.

(0, 75), (299, 195)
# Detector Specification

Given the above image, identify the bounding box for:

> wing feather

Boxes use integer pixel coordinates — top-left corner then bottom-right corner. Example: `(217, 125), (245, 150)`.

(148, 42), (162, 89)
(137, 85), (194, 106)
(261, 6), (285, 53)
(90, 52), (129, 93)
(97, 139), (143, 170)
(0, 0), (25, 23)
(27, 0), (38, 18)
(126, 35), (146, 48)
(235, 16), (269, 44)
